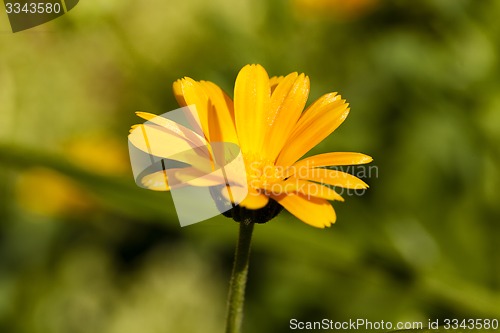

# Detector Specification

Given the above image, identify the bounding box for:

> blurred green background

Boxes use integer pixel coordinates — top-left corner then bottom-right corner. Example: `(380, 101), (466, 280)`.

(1, 0), (499, 332)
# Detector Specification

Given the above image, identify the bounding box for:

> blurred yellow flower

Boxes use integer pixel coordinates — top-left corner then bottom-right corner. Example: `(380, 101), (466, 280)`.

(16, 167), (92, 218)
(131, 64), (372, 228)
(65, 133), (130, 176)
(15, 134), (127, 218)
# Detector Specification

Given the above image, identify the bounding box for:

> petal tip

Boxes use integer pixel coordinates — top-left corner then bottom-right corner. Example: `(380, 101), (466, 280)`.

(362, 156), (373, 164)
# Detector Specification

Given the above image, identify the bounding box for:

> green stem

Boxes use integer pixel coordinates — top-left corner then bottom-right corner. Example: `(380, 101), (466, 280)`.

(225, 222), (254, 333)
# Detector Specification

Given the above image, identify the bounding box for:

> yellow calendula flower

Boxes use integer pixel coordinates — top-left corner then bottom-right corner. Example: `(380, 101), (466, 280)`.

(130, 64), (372, 228)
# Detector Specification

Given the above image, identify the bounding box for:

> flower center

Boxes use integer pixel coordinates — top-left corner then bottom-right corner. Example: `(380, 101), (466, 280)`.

(244, 154), (285, 190)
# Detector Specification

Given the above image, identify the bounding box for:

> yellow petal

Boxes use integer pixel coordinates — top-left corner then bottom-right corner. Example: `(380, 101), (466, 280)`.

(265, 73), (310, 162)
(128, 123), (210, 165)
(141, 166), (221, 191)
(220, 185), (249, 205)
(140, 171), (171, 191)
(129, 124), (140, 134)
(291, 152), (373, 170)
(291, 168), (369, 189)
(135, 111), (158, 122)
(277, 95), (349, 167)
(174, 166), (228, 187)
(292, 92), (340, 130)
(234, 64), (271, 157)
(199, 80), (238, 144)
(281, 177), (344, 201)
(271, 193), (336, 228)
(269, 75), (285, 93)
(134, 111), (207, 148)
(239, 187), (269, 209)
(173, 78), (211, 140)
